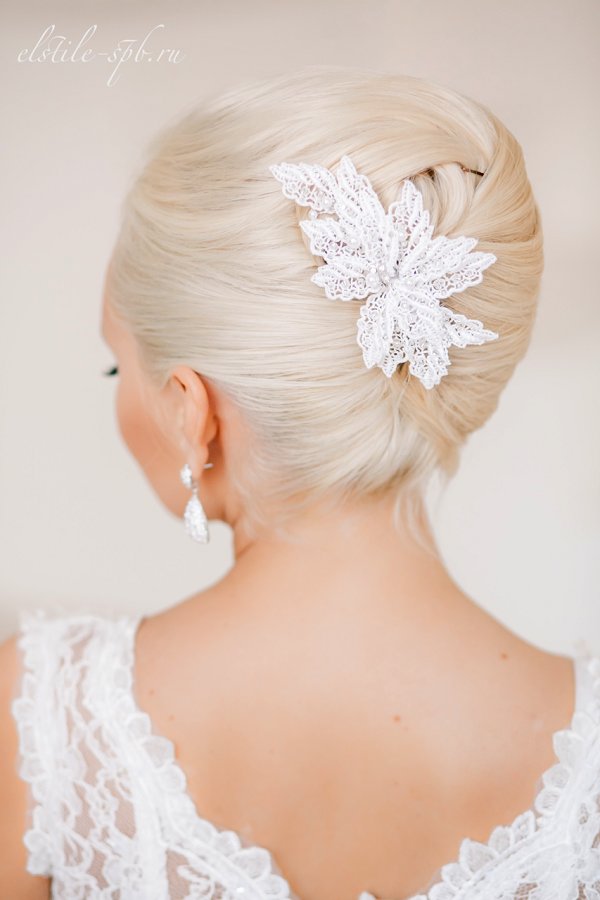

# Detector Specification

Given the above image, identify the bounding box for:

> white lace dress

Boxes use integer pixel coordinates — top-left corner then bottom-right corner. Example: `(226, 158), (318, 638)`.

(9, 609), (600, 900)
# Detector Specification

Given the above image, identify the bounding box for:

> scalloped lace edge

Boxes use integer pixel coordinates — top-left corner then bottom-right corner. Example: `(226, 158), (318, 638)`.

(10, 610), (600, 900)
(118, 614), (296, 899)
(407, 648), (600, 899)
(121, 620), (600, 900)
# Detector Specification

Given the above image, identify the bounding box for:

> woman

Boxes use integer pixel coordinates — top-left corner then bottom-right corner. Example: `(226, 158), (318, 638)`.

(2, 65), (599, 899)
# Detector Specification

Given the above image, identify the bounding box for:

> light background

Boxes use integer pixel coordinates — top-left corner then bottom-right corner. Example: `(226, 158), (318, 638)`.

(1, 1), (598, 653)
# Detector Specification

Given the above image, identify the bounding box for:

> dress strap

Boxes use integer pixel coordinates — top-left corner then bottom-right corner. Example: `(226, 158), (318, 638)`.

(10, 608), (138, 879)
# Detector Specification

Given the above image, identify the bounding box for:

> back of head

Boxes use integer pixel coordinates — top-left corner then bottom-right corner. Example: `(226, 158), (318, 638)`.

(108, 64), (544, 544)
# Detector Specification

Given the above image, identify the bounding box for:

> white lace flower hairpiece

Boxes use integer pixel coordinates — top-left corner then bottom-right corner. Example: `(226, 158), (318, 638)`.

(268, 154), (499, 389)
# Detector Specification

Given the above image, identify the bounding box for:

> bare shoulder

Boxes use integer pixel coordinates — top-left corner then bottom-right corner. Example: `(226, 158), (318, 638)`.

(129, 593), (581, 898)
(0, 632), (50, 899)
(437, 628), (579, 814)
(512, 640), (578, 756)
(135, 592), (580, 784)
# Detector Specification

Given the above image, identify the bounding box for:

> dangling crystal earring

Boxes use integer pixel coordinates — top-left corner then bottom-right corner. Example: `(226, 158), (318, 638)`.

(179, 463), (209, 543)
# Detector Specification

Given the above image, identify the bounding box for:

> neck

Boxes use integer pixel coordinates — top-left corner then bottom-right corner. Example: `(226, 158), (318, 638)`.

(216, 491), (468, 629)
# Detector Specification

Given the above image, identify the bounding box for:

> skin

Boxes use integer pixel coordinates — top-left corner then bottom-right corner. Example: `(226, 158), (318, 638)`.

(0, 263), (577, 900)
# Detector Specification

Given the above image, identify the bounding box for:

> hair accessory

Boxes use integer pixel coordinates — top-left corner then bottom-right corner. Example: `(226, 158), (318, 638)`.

(268, 154), (499, 389)
(179, 463), (209, 543)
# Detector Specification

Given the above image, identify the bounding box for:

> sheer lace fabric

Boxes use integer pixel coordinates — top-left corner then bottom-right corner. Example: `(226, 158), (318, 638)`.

(10, 609), (600, 900)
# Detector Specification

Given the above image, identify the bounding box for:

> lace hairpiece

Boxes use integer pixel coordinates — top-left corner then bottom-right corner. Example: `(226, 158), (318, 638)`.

(268, 154), (499, 389)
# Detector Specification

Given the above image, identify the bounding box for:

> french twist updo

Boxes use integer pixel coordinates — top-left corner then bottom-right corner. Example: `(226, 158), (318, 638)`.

(107, 64), (544, 545)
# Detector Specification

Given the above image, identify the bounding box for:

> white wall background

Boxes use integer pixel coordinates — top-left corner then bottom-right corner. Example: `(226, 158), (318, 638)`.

(1, 0), (599, 654)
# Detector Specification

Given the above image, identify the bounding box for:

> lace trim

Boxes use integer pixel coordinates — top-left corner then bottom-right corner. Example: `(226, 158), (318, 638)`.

(406, 650), (600, 900)
(11, 611), (296, 898)
(11, 609), (60, 876)
(11, 610), (600, 900)
(121, 620), (600, 900)
(118, 615), (296, 900)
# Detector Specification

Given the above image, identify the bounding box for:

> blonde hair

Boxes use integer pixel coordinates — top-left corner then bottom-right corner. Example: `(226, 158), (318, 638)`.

(107, 64), (544, 547)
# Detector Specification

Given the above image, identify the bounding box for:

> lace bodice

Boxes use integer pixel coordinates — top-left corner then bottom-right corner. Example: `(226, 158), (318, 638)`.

(10, 609), (600, 899)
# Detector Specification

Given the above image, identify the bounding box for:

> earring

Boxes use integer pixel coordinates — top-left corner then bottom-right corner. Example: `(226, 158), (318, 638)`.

(179, 463), (209, 543)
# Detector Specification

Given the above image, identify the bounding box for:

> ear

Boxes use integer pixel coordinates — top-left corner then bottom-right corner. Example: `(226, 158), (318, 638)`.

(168, 366), (218, 473)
